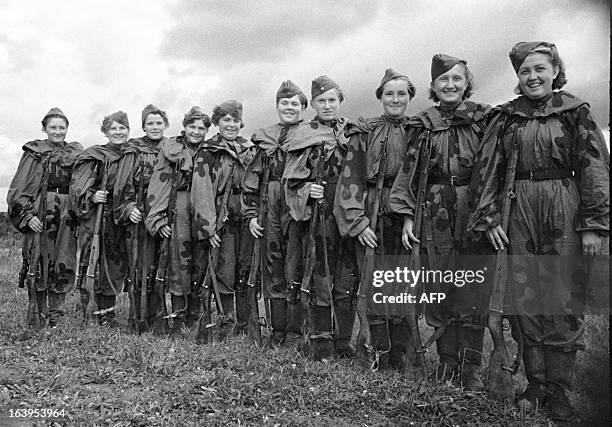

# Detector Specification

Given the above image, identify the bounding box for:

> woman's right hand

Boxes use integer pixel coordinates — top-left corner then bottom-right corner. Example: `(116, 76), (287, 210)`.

(209, 233), (221, 248)
(129, 207), (143, 224)
(249, 218), (264, 238)
(28, 216), (43, 233)
(402, 217), (419, 251)
(486, 225), (510, 251)
(309, 183), (325, 199)
(93, 190), (108, 204)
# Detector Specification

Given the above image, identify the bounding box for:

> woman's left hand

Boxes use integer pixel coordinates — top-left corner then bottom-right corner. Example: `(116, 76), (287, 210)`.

(582, 231), (603, 256)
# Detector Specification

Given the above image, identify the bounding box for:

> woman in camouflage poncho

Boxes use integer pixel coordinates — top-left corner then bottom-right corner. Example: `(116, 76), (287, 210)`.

(71, 111), (131, 327)
(389, 55), (493, 388)
(334, 68), (416, 370)
(8, 108), (83, 327)
(469, 42), (609, 422)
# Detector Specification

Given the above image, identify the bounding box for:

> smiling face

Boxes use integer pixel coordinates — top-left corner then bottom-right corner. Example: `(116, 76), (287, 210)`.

(184, 119), (208, 144)
(277, 94), (304, 125)
(43, 117), (68, 144)
(143, 113), (166, 141)
(381, 78), (411, 118)
(105, 121), (129, 145)
(431, 63), (468, 107)
(218, 114), (241, 140)
(517, 52), (559, 100)
(312, 88), (340, 122)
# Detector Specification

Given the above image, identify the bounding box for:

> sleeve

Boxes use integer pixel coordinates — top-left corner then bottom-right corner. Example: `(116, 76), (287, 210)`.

(70, 159), (98, 220)
(144, 150), (173, 235)
(112, 151), (138, 225)
(241, 149), (262, 221)
(7, 150), (42, 233)
(190, 149), (218, 240)
(333, 132), (370, 237)
(283, 148), (313, 222)
(388, 128), (425, 219)
(467, 111), (508, 232)
(571, 105), (610, 234)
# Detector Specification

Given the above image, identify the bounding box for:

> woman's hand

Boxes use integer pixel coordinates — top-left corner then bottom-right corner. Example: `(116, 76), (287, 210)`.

(93, 190), (108, 204)
(249, 218), (264, 238)
(309, 183), (325, 199)
(357, 226), (378, 249)
(28, 216), (43, 233)
(402, 217), (419, 251)
(582, 231), (603, 256)
(486, 225), (510, 251)
(159, 225), (172, 239)
(129, 207), (143, 224)
(209, 233), (221, 248)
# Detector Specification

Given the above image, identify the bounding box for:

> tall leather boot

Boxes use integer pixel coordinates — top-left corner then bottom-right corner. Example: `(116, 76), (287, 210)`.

(234, 274), (250, 336)
(286, 281), (303, 343)
(312, 305), (334, 361)
(217, 293), (235, 342)
(267, 298), (287, 347)
(545, 350), (577, 422)
(389, 318), (409, 371)
(186, 293), (201, 328)
(47, 291), (65, 328)
(369, 320), (391, 370)
(516, 345), (547, 412)
(170, 295), (187, 338)
(458, 327), (485, 391)
(435, 323), (459, 383)
(334, 298), (355, 359)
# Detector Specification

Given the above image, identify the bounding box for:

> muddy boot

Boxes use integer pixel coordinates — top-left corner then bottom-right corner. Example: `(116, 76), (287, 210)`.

(389, 318), (409, 371)
(99, 295), (120, 327)
(234, 275), (249, 336)
(516, 345), (547, 412)
(434, 323), (459, 383)
(186, 293), (201, 328)
(334, 298), (355, 359)
(459, 327), (485, 391)
(546, 350), (577, 422)
(311, 305), (334, 361)
(267, 298), (287, 347)
(286, 281), (303, 336)
(47, 291), (65, 328)
(217, 293), (235, 342)
(170, 295), (187, 338)
(370, 321), (391, 370)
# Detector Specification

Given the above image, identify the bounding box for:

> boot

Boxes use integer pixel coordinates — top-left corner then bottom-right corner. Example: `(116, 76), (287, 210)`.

(217, 293), (235, 342)
(311, 305), (334, 361)
(389, 318), (409, 371)
(545, 350), (577, 422)
(234, 274), (249, 336)
(516, 345), (547, 412)
(267, 298), (287, 347)
(170, 295), (187, 338)
(47, 291), (65, 328)
(286, 281), (304, 337)
(435, 324), (459, 383)
(458, 327), (485, 391)
(334, 298), (355, 359)
(186, 293), (201, 328)
(370, 321), (391, 370)
(99, 295), (119, 327)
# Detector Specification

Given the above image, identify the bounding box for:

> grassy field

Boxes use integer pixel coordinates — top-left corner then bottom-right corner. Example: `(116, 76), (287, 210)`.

(0, 235), (609, 426)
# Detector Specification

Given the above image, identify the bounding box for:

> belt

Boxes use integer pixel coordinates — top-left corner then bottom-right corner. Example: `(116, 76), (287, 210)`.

(47, 186), (69, 194)
(515, 169), (574, 181)
(428, 175), (470, 186)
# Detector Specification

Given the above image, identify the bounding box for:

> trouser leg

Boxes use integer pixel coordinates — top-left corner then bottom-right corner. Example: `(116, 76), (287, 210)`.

(545, 349), (577, 422)
(458, 326), (485, 391)
(435, 323), (459, 382)
(268, 298), (287, 346)
(516, 345), (547, 411)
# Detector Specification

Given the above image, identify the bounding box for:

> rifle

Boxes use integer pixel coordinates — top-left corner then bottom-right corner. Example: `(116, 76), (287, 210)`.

(128, 158), (145, 333)
(152, 160), (182, 335)
(140, 160), (151, 333)
(487, 130), (520, 402)
(355, 127), (391, 371)
(300, 141), (334, 354)
(246, 153), (270, 347)
(83, 160), (110, 325)
(25, 155), (51, 329)
(196, 161), (235, 344)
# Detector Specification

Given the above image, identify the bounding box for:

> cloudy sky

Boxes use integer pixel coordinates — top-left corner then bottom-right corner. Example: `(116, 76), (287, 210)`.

(0, 0), (609, 211)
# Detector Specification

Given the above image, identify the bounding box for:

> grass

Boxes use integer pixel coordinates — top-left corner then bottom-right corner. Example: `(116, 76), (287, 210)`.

(0, 236), (609, 426)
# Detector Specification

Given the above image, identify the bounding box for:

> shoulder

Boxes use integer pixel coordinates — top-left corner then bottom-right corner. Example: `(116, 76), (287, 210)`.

(22, 139), (52, 156)
(458, 100), (494, 122)
(345, 116), (376, 137)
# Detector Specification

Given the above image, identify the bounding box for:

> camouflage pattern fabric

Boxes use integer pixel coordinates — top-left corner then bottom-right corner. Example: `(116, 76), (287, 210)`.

(389, 101), (494, 329)
(469, 91), (610, 350)
(71, 143), (128, 296)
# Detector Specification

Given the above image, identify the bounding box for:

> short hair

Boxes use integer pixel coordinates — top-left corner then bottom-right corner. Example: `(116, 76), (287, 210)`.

(183, 113), (211, 128)
(514, 49), (567, 95)
(376, 77), (416, 101)
(42, 115), (68, 129)
(311, 87), (345, 106)
(142, 108), (169, 128)
(278, 92), (308, 109)
(428, 62), (474, 103)
(211, 105), (244, 128)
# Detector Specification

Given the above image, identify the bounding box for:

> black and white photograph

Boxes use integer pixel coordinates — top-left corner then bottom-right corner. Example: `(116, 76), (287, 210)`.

(0, 0), (609, 425)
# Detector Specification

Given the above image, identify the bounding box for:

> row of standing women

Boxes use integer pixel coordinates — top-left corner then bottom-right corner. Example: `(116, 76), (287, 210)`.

(8, 41), (609, 423)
